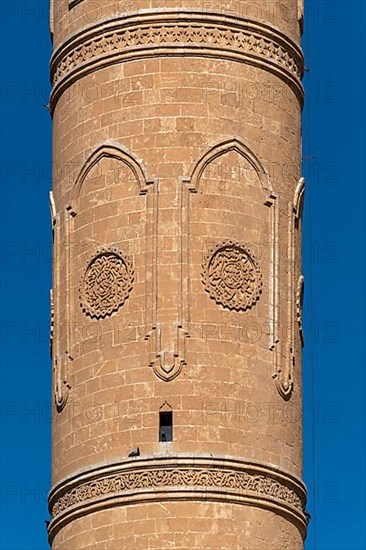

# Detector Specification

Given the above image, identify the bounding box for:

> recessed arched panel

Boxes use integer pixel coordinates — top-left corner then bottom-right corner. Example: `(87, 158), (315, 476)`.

(179, 137), (285, 395)
(65, 143), (155, 362)
(184, 139), (274, 330)
(187, 138), (271, 194)
(71, 144), (150, 204)
(194, 148), (267, 240)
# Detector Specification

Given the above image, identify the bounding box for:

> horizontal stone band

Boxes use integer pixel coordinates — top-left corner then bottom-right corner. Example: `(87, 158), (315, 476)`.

(50, 10), (304, 111)
(48, 455), (308, 542)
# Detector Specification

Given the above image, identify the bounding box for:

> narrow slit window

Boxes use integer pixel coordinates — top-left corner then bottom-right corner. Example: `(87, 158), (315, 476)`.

(159, 411), (173, 442)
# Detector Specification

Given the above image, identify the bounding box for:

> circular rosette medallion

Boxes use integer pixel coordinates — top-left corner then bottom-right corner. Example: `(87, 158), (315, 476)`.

(79, 248), (134, 319)
(202, 241), (262, 311)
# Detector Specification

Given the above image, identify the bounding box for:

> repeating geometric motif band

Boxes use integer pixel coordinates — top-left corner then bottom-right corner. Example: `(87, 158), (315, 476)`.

(48, 456), (308, 541)
(50, 10), (304, 110)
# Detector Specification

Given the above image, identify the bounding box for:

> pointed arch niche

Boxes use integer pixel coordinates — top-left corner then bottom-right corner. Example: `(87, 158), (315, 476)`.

(180, 138), (282, 390)
(65, 143), (156, 360)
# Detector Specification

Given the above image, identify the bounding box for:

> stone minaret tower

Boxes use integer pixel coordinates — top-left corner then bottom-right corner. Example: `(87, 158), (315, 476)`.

(48, 1), (307, 548)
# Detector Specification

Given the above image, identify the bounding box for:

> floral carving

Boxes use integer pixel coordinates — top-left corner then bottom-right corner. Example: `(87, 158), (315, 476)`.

(51, 463), (304, 518)
(202, 241), (262, 311)
(79, 248), (134, 319)
(53, 24), (302, 86)
(48, 458), (308, 542)
(50, 14), (304, 110)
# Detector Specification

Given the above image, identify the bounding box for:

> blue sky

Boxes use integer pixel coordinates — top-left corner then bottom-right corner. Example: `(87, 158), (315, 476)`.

(0, 2), (365, 549)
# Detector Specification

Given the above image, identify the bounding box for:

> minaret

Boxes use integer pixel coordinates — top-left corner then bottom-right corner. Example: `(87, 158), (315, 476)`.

(48, 1), (307, 548)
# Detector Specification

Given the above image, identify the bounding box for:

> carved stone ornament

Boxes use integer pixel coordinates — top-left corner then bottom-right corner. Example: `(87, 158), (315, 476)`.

(296, 275), (305, 347)
(47, 456), (308, 543)
(50, 11), (304, 111)
(79, 248), (134, 319)
(202, 240), (262, 311)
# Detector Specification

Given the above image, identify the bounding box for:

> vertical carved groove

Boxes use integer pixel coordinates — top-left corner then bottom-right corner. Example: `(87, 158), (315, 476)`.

(273, 177), (305, 400)
(294, 177), (305, 349)
(267, 193), (279, 352)
(53, 211), (71, 412)
(65, 209), (73, 360)
(286, 200), (295, 396)
(49, 191), (56, 360)
(148, 177), (188, 382)
(273, 198), (293, 400)
(53, 212), (60, 406)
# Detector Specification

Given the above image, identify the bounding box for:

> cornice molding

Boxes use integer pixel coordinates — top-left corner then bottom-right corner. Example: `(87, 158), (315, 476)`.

(47, 455), (308, 542)
(50, 9), (304, 112)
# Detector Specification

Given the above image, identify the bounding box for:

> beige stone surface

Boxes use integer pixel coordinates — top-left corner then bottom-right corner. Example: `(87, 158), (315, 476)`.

(53, 504), (304, 549)
(49, 1), (306, 548)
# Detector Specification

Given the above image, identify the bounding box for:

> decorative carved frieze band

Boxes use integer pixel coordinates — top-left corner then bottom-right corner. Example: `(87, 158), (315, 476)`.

(47, 456), (308, 542)
(202, 240), (262, 311)
(50, 10), (304, 111)
(79, 247), (134, 319)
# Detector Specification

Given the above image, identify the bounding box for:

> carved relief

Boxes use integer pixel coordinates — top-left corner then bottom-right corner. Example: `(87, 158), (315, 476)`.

(53, 25), (301, 86)
(267, 193), (280, 352)
(50, 12), (304, 110)
(70, 144), (153, 203)
(54, 355), (72, 413)
(52, 467), (302, 518)
(146, 176), (189, 382)
(274, 178), (305, 400)
(296, 275), (305, 347)
(183, 137), (274, 329)
(148, 326), (188, 382)
(274, 201), (294, 400)
(294, 177), (305, 228)
(79, 248), (134, 319)
(50, 289), (54, 359)
(49, 196), (57, 359)
(48, 457), (308, 542)
(68, 144), (155, 380)
(184, 139), (281, 390)
(49, 191), (56, 227)
(202, 240), (262, 311)
(51, 199), (72, 412)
